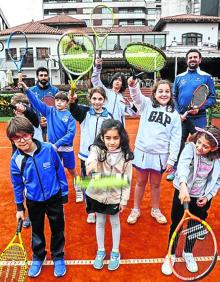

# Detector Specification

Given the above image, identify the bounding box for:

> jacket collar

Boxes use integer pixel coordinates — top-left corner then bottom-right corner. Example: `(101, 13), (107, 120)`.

(89, 107), (109, 117)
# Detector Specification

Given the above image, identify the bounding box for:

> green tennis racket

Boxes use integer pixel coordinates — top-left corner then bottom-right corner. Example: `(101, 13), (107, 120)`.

(57, 32), (95, 94)
(123, 42), (167, 78)
(75, 173), (129, 190)
(90, 4), (115, 57)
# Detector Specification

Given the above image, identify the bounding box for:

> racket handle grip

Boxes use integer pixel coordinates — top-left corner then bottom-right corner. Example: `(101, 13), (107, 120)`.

(17, 218), (23, 234)
(18, 72), (22, 83)
(183, 201), (189, 210)
(98, 50), (102, 58)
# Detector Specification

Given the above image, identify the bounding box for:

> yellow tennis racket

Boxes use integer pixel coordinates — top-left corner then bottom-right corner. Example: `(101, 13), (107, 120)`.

(0, 219), (28, 282)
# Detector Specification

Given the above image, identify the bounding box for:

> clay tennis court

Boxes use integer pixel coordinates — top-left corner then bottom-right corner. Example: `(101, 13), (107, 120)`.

(0, 118), (220, 282)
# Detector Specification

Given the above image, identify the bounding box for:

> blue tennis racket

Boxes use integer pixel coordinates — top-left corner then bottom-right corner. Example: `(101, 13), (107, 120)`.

(6, 31), (28, 83)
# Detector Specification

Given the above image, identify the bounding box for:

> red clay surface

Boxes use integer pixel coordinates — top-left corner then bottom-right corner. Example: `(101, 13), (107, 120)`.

(0, 118), (220, 282)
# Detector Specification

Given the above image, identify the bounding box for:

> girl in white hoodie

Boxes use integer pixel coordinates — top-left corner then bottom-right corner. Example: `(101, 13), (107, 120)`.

(127, 78), (181, 225)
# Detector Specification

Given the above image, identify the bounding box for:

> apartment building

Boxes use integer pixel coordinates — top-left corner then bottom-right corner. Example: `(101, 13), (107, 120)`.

(42, 0), (162, 28)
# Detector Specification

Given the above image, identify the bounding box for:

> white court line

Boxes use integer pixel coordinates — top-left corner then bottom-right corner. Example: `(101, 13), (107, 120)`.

(0, 256), (219, 266)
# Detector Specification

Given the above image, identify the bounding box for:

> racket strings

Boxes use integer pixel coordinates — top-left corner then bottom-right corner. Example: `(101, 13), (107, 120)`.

(0, 245), (27, 281)
(42, 96), (55, 107)
(172, 218), (216, 280)
(125, 45), (166, 72)
(59, 35), (94, 74)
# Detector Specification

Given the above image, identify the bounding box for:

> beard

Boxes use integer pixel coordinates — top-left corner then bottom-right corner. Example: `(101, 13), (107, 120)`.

(38, 79), (48, 86)
(188, 62), (199, 70)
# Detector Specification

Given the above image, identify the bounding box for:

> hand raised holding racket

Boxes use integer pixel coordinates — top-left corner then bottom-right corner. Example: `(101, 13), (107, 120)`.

(181, 84), (209, 120)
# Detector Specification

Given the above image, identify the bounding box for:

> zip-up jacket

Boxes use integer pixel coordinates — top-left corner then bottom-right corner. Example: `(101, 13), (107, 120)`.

(25, 89), (76, 149)
(129, 84), (182, 166)
(91, 66), (137, 125)
(30, 82), (59, 101)
(10, 140), (68, 211)
(173, 142), (220, 201)
(85, 145), (132, 206)
(173, 67), (216, 116)
(69, 101), (113, 161)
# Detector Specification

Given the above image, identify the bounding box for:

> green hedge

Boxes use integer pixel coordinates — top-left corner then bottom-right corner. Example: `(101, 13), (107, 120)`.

(0, 90), (89, 118)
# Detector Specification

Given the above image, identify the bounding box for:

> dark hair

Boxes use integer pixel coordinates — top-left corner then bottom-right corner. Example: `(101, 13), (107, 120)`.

(189, 125), (220, 159)
(151, 79), (175, 112)
(6, 116), (34, 140)
(109, 72), (127, 93)
(186, 49), (202, 59)
(89, 86), (107, 101)
(55, 91), (69, 102)
(36, 67), (49, 76)
(93, 119), (134, 162)
(11, 93), (29, 106)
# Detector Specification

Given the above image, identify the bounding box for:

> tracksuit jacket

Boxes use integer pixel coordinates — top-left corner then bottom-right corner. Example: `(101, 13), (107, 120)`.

(30, 81), (59, 101)
(10, 140), (68, 211)
(173, 67), (216, 117)
(69, 101), (113, 161)
(173, 142), (220, 201)
(91, 66), (137, 125)
(25, 89), (76, 150)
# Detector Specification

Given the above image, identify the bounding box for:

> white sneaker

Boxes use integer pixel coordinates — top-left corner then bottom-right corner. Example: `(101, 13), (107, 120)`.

(182, 251), (198, 273)
(75, 188), (83, 203)
(87, 213), (96, 224)
(161, 254), (175, 275)
(127, 209), (140, 224)
(151, 208), (167, 224)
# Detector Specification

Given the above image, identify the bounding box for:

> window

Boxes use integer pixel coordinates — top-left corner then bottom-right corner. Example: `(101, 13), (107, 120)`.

(144, 35), (155, 45)
(36, 48), (50, 60)
(22, 48), (34, 68)
(119, 20), (127, 26)
(6, 48), (17, 61)
(106, 35), (118, 50)
(154, 35), (166, 48)
(134, 20), (144, 26)
(182, 33), (202, 46)
(119, 35), (131, 49)
(102, 19), (113, 26)
(148, 20), (155, 27)
(147, 8), (156, 15)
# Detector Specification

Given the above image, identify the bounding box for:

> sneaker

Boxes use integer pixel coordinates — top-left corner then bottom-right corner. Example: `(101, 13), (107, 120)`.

(161, 254), (175, 275)
(87, 213), (96, 224)
(23, 216), (31, 228)
(166, 170), (176, 181)
(28, 259), (45, 277)
(93, 250), (106, 270)
(182, 251), (198, 273)
(54, 258), (66, 277)
(151, 208), (167, 224)
(108, 252), (120, 271)
(127, 209), (140, 224)
(75, 188), (83, 203)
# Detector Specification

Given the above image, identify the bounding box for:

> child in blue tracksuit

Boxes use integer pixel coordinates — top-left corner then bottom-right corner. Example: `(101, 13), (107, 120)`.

(7, 116), (68, 278)
(19, 81), (79, 199)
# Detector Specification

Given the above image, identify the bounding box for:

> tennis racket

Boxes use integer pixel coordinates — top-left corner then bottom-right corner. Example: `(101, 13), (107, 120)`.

(6, 31), (28, 83)
(0, 97), (16, 110)
(0, 219), (28, 282)
(182, 84), (209, 119)
(75, 173), (129, 190)
(90, 4), (115, 57)
(123, 42), (167, 78)
(168, 201), (217, 281)
(42, 94), (55, 107)
(0, 41), (4, 52)
(57, 32), (95, 95)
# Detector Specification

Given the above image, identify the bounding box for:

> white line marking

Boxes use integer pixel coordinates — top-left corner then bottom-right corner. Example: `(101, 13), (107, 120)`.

(0, 256), (219, 266)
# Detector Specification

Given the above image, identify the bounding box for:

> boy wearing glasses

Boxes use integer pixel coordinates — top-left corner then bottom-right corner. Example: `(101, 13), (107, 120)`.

(7, 116), (68, 278)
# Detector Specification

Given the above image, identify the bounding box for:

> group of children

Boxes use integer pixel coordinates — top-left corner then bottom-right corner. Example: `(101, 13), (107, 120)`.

(6, 60), (220, 278)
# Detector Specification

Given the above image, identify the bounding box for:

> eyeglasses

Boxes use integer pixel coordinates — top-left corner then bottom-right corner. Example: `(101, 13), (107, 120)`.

(11, 133), (32, 142)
